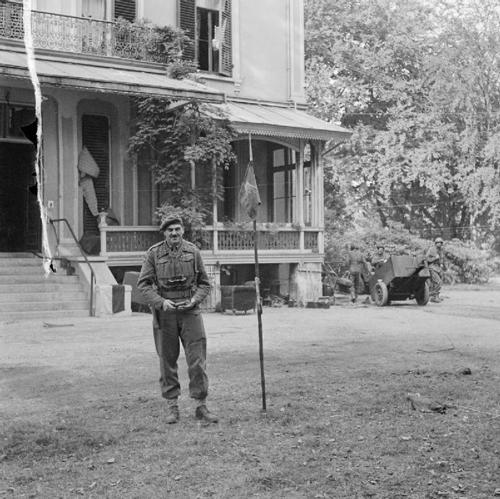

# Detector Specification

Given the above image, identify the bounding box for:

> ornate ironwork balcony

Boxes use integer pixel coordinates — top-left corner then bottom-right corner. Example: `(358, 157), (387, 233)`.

(0, 1), (160, 62)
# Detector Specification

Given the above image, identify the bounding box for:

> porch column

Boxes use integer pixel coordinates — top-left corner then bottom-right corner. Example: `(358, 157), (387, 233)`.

(296, 140), (305, 251)
(59, 98), (79, 243)
(311, 141), (319, 227)
(316, 141), (325, 253)
(98, 212), (108, 256)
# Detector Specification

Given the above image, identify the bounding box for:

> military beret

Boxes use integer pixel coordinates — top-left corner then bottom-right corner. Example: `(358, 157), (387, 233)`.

(159, 215), (184, 232)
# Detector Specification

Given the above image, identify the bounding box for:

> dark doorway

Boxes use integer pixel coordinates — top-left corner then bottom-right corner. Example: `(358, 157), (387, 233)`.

(0, 142), (41, 252)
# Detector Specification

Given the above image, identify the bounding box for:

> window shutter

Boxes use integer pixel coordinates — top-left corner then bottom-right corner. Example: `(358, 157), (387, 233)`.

(219, 0), (232, 76)
(178, 0), (196, 61)
(82, 115), (110, 234)
(114, 0), (136, 21)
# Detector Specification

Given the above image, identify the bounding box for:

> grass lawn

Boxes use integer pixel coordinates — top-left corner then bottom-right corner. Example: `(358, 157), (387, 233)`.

(1, 348), (499, 498)
(1, 296), (500, 498)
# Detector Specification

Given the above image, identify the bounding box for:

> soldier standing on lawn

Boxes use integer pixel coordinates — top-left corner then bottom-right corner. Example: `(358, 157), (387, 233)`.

(137, 215), (218, 424)
(346, 243), (369, 303)
(425, 237), (446, 303)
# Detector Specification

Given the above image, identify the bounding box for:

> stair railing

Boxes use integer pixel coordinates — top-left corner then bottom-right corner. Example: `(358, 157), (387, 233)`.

(49, 218), (96, 317)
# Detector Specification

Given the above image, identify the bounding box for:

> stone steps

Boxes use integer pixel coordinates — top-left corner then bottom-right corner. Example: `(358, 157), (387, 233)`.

(0, 258), (42, 267)
(0, 283), (83, 293)
(0, 309), (90, 322)
(0, 253), (34, 258)
(0, 274), (81, 284)
(0, 291), (88, 303)
(0, 253), (90, 321)
(0, 299), (88, 313)
(0, 266), (52, 275)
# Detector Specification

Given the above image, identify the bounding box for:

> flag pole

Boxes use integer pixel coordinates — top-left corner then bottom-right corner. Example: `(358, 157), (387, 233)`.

(249, 134), (267, 412)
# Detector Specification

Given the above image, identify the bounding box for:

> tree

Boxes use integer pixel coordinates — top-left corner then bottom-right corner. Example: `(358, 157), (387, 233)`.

(305, 0), (500, 246)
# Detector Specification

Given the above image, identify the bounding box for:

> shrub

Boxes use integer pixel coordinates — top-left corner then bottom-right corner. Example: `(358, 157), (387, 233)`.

(325, 222), (494, 284)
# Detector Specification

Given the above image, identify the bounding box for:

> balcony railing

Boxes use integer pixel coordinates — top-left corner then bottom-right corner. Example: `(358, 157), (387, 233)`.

(98, 224), (321, 256)
(0, 1), (161, 62)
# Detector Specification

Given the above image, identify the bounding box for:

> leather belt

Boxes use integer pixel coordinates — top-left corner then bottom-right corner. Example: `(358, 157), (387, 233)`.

(160, 289), (192, 300)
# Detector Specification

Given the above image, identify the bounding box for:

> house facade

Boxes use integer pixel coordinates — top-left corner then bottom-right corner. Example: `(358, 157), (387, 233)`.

(0, 0), (350, 314)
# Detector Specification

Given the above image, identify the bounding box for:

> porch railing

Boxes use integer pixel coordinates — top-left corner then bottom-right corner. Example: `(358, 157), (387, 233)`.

(0, 1), (160, 62)
(98, 224), (321, 256)
(217, 228), (300, 251)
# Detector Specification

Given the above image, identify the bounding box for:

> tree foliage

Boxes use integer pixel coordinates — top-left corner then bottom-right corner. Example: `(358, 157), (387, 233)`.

(325, 221), (493, 284)
(305, 0), (500, 248)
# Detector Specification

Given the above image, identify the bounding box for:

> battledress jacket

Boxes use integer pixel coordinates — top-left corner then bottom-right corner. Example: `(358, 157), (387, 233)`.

(425, 246), (445, 268)
(137, 239), (211, 310)
(347, 249), (367, 273)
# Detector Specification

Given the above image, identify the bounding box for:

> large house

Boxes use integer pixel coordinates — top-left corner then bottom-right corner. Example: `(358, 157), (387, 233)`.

(0, 0), (350, 318)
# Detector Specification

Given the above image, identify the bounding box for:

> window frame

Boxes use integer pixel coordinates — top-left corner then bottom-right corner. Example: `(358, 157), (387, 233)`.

(178, 0), (232, 77)
(196, 6), (220, 73)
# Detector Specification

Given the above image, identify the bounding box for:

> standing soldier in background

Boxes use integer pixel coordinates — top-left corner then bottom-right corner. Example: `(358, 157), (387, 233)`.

(137, 215), (218, 424)
(346, 243), (369, 303)
(426, 237), (446, 303)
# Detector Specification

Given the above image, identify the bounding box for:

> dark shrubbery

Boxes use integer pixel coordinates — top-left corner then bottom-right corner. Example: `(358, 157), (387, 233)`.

(325, 223), (494, 284)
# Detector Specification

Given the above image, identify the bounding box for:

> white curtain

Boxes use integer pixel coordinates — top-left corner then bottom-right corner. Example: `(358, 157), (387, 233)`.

(196, 0), (221, 11)
(82, 0), (106, 19)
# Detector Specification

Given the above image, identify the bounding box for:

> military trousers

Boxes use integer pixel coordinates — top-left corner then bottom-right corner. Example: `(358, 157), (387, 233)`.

(152, 307), (208, 401)
(428, 265), (443, 297)
(350, 271), (361, 300)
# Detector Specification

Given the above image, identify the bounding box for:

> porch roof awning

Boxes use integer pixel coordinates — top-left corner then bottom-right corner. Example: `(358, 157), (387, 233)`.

(0, 49), (224, 101)
(206, 101), (352, 141)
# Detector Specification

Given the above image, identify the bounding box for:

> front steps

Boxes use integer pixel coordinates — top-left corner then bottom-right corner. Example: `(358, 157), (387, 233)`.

(0, 253), (90, 322)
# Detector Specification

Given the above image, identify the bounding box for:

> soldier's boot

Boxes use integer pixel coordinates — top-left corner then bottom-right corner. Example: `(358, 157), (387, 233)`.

(195, 405), (218, 424)
(165, 400), (179, 424)
(430, 296), (440, 303)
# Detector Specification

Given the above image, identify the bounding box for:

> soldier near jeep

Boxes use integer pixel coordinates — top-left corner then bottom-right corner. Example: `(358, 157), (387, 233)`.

(425, 237), (446, 303)
(137, 215), (218, 424)
(371, 243), (389, 270)
(346, 243), (369, 303)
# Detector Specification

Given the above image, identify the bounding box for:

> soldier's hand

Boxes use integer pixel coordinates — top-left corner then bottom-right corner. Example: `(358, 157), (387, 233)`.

(176, 299), (196, 311)
(162, 299), (176, 311)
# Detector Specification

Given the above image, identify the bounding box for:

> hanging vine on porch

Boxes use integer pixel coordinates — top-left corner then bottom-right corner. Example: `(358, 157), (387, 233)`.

(128, 97), (237, 244)
(124, 19), (237, 244)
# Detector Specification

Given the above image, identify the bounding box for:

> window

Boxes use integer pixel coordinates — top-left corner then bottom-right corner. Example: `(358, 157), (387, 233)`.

(273, 148), (296, 223)
(197, 8), (219, 72)
(0, 104), (36, 140)
(303, 144), (312, 226)
(114, 0), (136, 21)
(179, 0), (232, 76)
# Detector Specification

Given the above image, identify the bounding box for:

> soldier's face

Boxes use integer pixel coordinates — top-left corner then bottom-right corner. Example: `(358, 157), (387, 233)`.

(164, 224), (184, 245)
